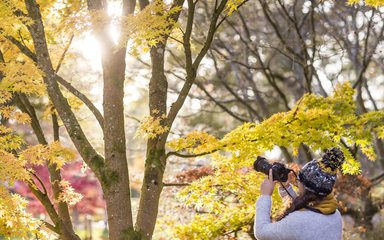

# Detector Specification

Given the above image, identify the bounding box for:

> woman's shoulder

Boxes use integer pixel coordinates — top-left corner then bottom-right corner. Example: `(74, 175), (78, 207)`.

(274, 209), (342, 239)
(285, 208), (342, 222)
(278, 209), (342, 232)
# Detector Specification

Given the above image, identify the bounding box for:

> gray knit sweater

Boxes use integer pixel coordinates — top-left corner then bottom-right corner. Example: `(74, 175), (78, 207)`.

(254, 186), (342, 240)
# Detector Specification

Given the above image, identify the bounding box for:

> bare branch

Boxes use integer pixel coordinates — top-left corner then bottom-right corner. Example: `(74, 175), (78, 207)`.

(29, 171), (48, 195)
(215, 0), (250, 31)
(41, 221), (59, 234)
(166, 148), (220, 159)
(166, 0), (230, 130)
(195, 80), (249, 122)
(55, 34), (74, 73)
(371, 172), (384, 184)
(55, 75), (104, 130)
(210, 49), (260, 120)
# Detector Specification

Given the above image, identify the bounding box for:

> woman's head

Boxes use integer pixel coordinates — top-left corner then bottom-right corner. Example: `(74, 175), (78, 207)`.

(275, 148), (344, 221)
(298, 148), (345, 196)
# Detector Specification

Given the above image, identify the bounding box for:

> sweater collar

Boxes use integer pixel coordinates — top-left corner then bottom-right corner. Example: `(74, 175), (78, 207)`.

(307, 193), (338, 215)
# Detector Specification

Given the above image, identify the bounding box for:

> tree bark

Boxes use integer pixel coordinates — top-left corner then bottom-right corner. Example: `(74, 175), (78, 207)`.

(51, 113), (80, 240)
(280, 146), (293, 163)
(101, 48), (135, 239)
(134, 1), (185, 238)
(85, 0), (137, 238)
(136, 45), (168, 239)
(298, 144), (312, 163)
(135, 1), (230, 238)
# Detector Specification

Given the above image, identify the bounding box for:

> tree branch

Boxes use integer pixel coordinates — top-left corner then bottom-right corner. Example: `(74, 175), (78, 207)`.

(166, 148), (221, 159)
(371, 172), (384, 185)
(210, 50), (260, 119)
(24, 0), (105, 179)
(14, 93), (48, 144)
(55, 34), (74, 73)
(215, 0), (250, 31)
(55, 75), (104, 130)
(28, 182), (61, 228)
(30, 171), (48, 195)
(14, 91), (76, 236)
(195, 81), (249, 122)
(5, 35), (37, 62)
(166, 0), (230, 129)
(225, 17), (291, 111)
(6, 31), (105, 131)
(352, 9), (376, 89)
(42, 221), (60, 234)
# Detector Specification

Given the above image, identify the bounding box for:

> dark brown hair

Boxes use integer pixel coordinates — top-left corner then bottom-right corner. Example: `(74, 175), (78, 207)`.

(274, 189), (325, 221)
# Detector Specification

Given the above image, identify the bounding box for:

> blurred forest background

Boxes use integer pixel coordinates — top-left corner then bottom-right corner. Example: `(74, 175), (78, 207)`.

(0, 0), (384, 239)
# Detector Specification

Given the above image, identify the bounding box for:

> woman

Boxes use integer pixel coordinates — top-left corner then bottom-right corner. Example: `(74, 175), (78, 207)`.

(254, 148), (344, 240)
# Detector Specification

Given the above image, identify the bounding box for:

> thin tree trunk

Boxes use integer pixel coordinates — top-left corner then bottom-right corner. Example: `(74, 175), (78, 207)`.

(375, 138), (384, 170)
(134, 1), (185, 237)
(298, 144), (312, 163)
(51, 113), (80, 239)
(136, 140), (167, 239)
(11, 94), (79, 239)
(280, 146), (293, 163)
(136, 45), (168, 239)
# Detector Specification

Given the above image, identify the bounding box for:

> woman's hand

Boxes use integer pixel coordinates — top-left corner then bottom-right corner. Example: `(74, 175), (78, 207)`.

(260, 169), (276, 196)
(281, 171), (297, 188)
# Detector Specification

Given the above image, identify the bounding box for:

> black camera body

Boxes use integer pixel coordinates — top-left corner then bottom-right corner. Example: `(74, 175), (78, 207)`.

(253, 156), (291, 182)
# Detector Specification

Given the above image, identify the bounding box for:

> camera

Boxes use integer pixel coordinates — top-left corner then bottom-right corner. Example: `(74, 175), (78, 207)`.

(253, 156), (291, 182)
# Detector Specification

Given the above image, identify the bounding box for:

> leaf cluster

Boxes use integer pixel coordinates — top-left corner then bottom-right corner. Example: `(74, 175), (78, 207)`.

(0, 188), (49, 239)
(226, 0), (246, 15)
(348, 0), (384, 7)
(20, 141), (76, 170)
(136, 113), (169, 139)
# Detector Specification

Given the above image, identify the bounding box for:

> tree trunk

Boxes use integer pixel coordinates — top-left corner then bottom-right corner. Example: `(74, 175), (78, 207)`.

(375, 138), (384, 170)
(298, 144), (312, 163)
(136, 140), (166, 239)
(51, 113), (80, 240)
(49, 165), (81, 240)
(136, 45), (168, 239)
(101, 48), (134, 239)
(85, 0), (137, 238)
(280, 146), (293, 163)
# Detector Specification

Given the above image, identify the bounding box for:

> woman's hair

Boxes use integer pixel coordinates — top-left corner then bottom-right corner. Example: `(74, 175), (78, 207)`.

(274, 189), (325, 221)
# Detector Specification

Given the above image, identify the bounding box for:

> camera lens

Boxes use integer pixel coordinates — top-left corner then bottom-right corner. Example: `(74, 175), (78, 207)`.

(253, 157), (291, 182)
(253, 156), (272, 176)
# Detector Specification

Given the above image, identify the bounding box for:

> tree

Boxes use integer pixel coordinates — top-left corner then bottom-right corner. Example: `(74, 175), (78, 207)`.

(1, 0), (383, 239)
(1, 0), (249, 239)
